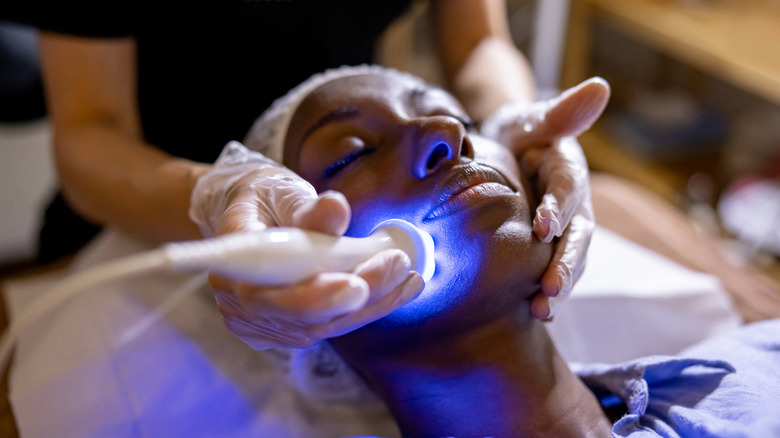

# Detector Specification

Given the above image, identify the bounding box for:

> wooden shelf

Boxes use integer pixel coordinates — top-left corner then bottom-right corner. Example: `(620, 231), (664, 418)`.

(564, 0), (780, 105)
(563, 0), (780, 204)
(579, 124), (686, 203)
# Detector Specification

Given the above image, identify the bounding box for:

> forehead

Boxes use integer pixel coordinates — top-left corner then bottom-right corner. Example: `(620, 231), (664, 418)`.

(283, 73), (467, 168)
(300, 73), (460, 113)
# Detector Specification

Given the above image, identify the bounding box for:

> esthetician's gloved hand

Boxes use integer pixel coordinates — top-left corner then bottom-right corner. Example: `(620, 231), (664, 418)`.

(481, 77), (610, 321)
(190, 141), (424, 349)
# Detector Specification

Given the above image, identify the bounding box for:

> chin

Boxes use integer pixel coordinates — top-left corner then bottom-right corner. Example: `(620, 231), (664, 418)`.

(334, 204), (553, 354)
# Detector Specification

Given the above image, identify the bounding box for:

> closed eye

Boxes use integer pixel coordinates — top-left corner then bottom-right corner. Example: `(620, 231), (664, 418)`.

(458, 117), (476, 132)
(324, 147), (376, 178)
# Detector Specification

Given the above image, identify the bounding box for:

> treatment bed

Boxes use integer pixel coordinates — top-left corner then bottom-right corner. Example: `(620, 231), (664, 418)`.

(1, 173), (778, 437)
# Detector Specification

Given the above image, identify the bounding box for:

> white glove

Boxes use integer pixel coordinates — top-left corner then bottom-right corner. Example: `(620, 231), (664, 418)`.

(481, 78), (610, 320)
(190, 141), (424, 349)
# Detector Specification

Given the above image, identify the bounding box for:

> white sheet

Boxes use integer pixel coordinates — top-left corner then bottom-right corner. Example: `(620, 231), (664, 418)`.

(2, 226), (742, 437)
(547, 227), (742, 363)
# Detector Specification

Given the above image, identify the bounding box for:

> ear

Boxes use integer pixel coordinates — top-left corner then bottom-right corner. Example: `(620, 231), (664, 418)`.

(545, 77), (611, 138)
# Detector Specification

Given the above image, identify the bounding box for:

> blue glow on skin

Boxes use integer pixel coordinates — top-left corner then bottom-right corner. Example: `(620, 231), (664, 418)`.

(282, 73), (550, 348)
(341, 190), (536, 349)
(277, 72), (573, 436)
(383, 363), (523, 436)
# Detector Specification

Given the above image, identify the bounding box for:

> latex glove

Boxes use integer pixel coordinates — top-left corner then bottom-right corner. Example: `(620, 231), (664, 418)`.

(190, 141), (424, 349)
(481, 77), (610, 320)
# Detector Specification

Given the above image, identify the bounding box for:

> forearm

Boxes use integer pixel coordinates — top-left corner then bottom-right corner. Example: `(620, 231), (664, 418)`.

(54, 123), (211, 242)
(431, 0), (536, 121)
(39, 33), (211, 242)
(450, 38), (536, 121)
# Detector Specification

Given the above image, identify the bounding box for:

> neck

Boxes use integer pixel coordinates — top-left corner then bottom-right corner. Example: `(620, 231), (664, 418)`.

(337, 317), (611, 437)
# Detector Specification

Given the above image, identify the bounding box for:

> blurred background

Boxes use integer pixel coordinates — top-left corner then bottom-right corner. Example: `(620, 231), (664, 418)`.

(1, 0), (779, 286)
(0, 20), (50, 272)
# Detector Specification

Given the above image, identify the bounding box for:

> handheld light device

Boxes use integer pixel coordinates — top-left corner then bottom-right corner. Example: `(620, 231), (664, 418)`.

(168, 219), (435, 284)
(0, 220), (435, 368)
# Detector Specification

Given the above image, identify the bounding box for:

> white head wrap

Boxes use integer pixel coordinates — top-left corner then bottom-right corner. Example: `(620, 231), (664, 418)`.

(243, 64), (428, 164)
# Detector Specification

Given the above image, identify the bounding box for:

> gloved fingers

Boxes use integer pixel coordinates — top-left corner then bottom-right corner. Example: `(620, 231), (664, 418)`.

(192, 141), (345, 236)
(189, 142), (288, 237)
(217, 185), (351, 236)
(244, 168), (350, 234)
(538, 211), (593, 315)
(531, 139), (590, 242)
(212, 272), (371, 323)
(349, 249), (414, 304)
(530, 292), (556, 321)
(290, 190), (351, 236)
(534, 180), (579, 244)
(214, 281), (383, 350)
(226, 317), (315, 350)
(212, 288), (339, 351)
(207, 249), (421, 349)
(215, 198), (270, 235)
(212, 284), (261, 324)
(242, 272), (371, 322)
(257, 171), (322, 226)
(227, 247), (412, 322)
(213, 288), (311, 349)
(254, 249), (416, 339)
(308, 272), (424, 340)
(212, 170), (312, 235)
(215, 271), (423, 349)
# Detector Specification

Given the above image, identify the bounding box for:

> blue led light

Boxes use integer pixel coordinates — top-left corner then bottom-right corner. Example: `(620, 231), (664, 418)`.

(370, 219), (435, 282)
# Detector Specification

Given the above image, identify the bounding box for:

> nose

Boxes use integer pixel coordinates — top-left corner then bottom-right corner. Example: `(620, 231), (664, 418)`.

(411, 116), (472, 179)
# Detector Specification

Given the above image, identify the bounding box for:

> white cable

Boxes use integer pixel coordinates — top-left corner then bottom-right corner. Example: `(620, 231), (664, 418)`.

(0, 249), (170, 371)
(116, 272), (209, 346)
(0, 220), (434, 371)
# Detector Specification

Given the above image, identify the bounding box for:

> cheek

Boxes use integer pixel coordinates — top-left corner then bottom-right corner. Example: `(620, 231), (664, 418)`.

(330, 196), (554, 355)
(383, 204), (546, 318)
(484, 219), (553, 288)
(345, 197), (431, 238)
(472, 136), (523, 187)
(311, 172), (385, 234)
(330, 181), (432, 238)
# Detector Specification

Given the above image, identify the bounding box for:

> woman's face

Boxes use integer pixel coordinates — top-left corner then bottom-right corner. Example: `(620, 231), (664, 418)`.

(283, 74), (552, 345)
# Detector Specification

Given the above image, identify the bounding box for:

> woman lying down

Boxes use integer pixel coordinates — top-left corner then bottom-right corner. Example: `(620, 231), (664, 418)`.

(213, 65), (780, 437)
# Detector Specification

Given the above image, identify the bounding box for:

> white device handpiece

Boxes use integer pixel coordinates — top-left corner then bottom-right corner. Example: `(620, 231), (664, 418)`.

(165, 219), (435, 284)
(0, 220), (435, 370)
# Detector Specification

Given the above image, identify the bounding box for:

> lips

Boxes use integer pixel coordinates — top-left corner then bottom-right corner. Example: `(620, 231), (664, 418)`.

(424, 164), (517, 221)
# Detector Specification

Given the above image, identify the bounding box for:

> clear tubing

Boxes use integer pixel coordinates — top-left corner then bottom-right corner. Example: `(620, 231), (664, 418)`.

(0, 250), (170, 371)
(0, 220), (434, 370)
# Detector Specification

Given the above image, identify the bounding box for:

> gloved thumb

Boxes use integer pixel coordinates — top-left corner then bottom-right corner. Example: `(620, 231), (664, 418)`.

(545, 76), (610, 138)
(481, 77), (610, 149)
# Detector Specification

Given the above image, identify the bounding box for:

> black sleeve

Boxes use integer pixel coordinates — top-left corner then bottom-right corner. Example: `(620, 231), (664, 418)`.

(2, 0), (134, 37)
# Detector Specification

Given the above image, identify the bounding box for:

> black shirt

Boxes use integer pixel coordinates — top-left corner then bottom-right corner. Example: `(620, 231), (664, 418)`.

(11, 0), (414, 162)
(5, 0), (414, 260)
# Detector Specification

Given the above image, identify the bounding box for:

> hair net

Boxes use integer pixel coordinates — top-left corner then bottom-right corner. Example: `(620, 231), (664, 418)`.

(243, 64), (428, 164)
(242, 65), (428, 403)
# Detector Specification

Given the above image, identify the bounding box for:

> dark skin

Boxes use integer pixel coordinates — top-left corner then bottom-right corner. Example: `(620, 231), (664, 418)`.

(37, 0), (594, 351)
(282, 74), (613, 436)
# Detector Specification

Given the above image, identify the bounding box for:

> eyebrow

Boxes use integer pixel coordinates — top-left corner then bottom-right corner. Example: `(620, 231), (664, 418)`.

(407, 85), (468, 118)
(408, 85), (439, 105)
(299, 105), (359, 146)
